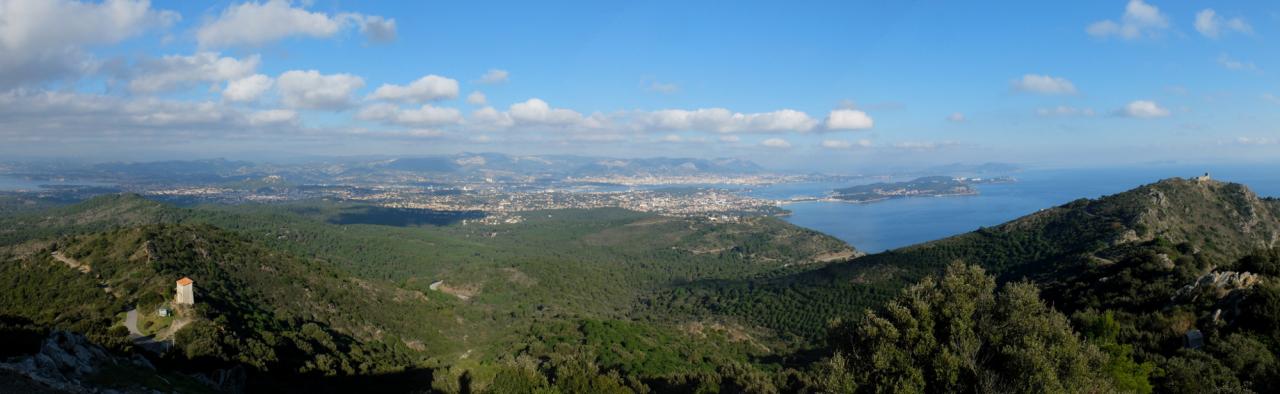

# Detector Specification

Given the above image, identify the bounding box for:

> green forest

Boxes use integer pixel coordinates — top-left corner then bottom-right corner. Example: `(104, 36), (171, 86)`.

(3, 177), (1280, 392)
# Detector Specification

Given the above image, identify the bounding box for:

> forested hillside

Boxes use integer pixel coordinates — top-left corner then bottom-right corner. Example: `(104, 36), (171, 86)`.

(4, 177), (1280, 392)
(665, 177), (1280, 392)
(0, 194), (854, 392)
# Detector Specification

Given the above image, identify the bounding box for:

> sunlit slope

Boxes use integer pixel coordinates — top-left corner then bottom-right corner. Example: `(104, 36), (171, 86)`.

(667, 177), (1280, 340)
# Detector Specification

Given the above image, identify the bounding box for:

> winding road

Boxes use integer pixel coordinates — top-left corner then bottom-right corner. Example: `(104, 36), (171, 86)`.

(122, 308), (169, 353)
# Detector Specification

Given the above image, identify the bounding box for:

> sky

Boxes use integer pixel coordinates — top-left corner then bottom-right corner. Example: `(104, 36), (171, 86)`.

(1, 0), (1278, 171)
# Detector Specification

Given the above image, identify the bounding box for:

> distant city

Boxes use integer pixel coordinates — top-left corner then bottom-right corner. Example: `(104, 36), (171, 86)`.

(0, 154), (1017, 222)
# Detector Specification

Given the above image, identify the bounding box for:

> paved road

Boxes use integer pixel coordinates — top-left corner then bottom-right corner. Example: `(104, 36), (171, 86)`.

(123, 307), (169, 353)
(124, 309), (143, 337)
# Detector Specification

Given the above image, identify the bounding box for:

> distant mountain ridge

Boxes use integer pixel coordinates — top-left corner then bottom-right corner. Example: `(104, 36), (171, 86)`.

(383, 153), (764, 177)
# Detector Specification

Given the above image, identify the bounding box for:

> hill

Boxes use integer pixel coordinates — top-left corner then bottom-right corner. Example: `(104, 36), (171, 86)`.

(0, 194), (856, 392)
(0, 222), (470, 391)
(666, 177), (1280, 392)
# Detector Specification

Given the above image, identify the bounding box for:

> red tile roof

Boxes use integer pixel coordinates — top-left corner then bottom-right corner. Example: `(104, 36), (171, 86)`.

(177, 277), (193, 286)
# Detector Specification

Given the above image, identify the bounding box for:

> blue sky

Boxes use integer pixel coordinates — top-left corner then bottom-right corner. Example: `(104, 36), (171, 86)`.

(1, 0), (1278, 170)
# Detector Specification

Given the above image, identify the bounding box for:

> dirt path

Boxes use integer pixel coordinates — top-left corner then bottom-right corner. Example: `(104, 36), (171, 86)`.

(50, 251), (90, 273)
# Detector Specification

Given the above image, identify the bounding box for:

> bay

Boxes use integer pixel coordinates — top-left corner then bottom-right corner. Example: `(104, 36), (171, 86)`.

(749, 165), (1280, 253)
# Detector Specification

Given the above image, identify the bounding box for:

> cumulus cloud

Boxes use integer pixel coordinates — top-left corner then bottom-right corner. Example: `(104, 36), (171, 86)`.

(248, 109), (298, 126)
(821, 139), (872, 149)
(640, 108), (818, 133)
(356, 103), (462, 126)
(466, 91), (487, 106)
(824, 109), (874, 130)
(0, 90), (291, 142)
(1011, 74), (1077, 95)
(196, 0), (395, 47)
(479, 69), (509, 84)
(357, 15), (397, 43)
(277, 70), (365, 110)
(1116, 100), (1170, 118)
(0, 0), (179, 88)
(1264, 93), (1280, 105)
(658, 134), (684, 143)
(1235, 137), (1279, 146)
(222, 74), (274, 102)
(760, 138), (791, 149)
(368, 75), (459, 103)
(1086, 0), (1168, 40)
(127, 52), (259, 93)
(469, 106), (514, 129)
(509, 98), (586, 126)
(1194, 9), (1251, 38)
(1036, 106), (1095, 117)
(946, 112), (966, 122)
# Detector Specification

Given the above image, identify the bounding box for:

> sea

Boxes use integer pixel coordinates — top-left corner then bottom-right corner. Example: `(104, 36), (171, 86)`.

(746, 165), (1280, 253)
(0, 175), (113, 191)
(4, 165), (1279, 253)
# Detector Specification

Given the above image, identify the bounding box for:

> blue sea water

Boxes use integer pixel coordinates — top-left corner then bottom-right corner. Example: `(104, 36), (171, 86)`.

(0, 175), (112, 191)
(749, 166), (1280, 253)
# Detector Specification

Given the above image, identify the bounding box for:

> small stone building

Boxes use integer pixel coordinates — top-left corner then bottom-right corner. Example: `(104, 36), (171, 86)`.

(175, 277), (195, 305)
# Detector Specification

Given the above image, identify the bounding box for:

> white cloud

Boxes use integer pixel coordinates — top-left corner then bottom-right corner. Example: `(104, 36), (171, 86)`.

(1086, 0), (1169, 40)
(222, 74), (274, 102)
(196, 0), (395, 47)
(640, 108), (818, 133)
(395, 104), (462, 126)
(1235, 137), (1278, 146)
(1264, 93), (1280, 105)
(277, 70), (365, 110)
(1194, 9), (1251, 38)
(469, 106), (514, 129)
(1217, 54), (1258, 72)
(824, 109), (874, 130)
(659, 134), (684, 143)
(369, 75), (459, 103)
(248, 109), (298, 126)
(946, 112), (966, 122)
(760, 138), (791, 149)
(821, 139), (871, 149)
(128, 52), (259, 93)
(0, 0), (179, 88)
(892, 141), (958, 151)
(1036, 106), (1095, 117)
(509, 98), (585, 126)
(466, 91), (487, 106)
(0, 90), (290, 142)
(719, 135), (741, 143)
(479, 69), (509, 84)
(357, 15), (397, 43)
(356, 103), (462, 127)
(1116, 100), (1170, 118)
(1011, 74), (1077, 95)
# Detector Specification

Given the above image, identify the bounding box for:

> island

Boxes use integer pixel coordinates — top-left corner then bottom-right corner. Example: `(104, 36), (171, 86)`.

(830, 175), (1014, 203)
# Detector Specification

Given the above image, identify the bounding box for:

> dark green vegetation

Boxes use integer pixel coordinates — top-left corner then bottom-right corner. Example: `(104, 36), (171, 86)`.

(831, 176), (978, 203)
(668, 177), (1280, 392)
(4, 176), (1280, 392)
(0, 194), (854, 392)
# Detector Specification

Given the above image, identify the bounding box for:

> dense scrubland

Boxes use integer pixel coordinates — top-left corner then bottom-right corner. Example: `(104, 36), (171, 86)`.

(3, 177), (1280, 392)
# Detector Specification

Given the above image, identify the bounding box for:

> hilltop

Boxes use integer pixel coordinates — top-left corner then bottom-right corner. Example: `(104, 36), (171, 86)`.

(670, 177), (1280, 338)
(666, 176), (1280, 392)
